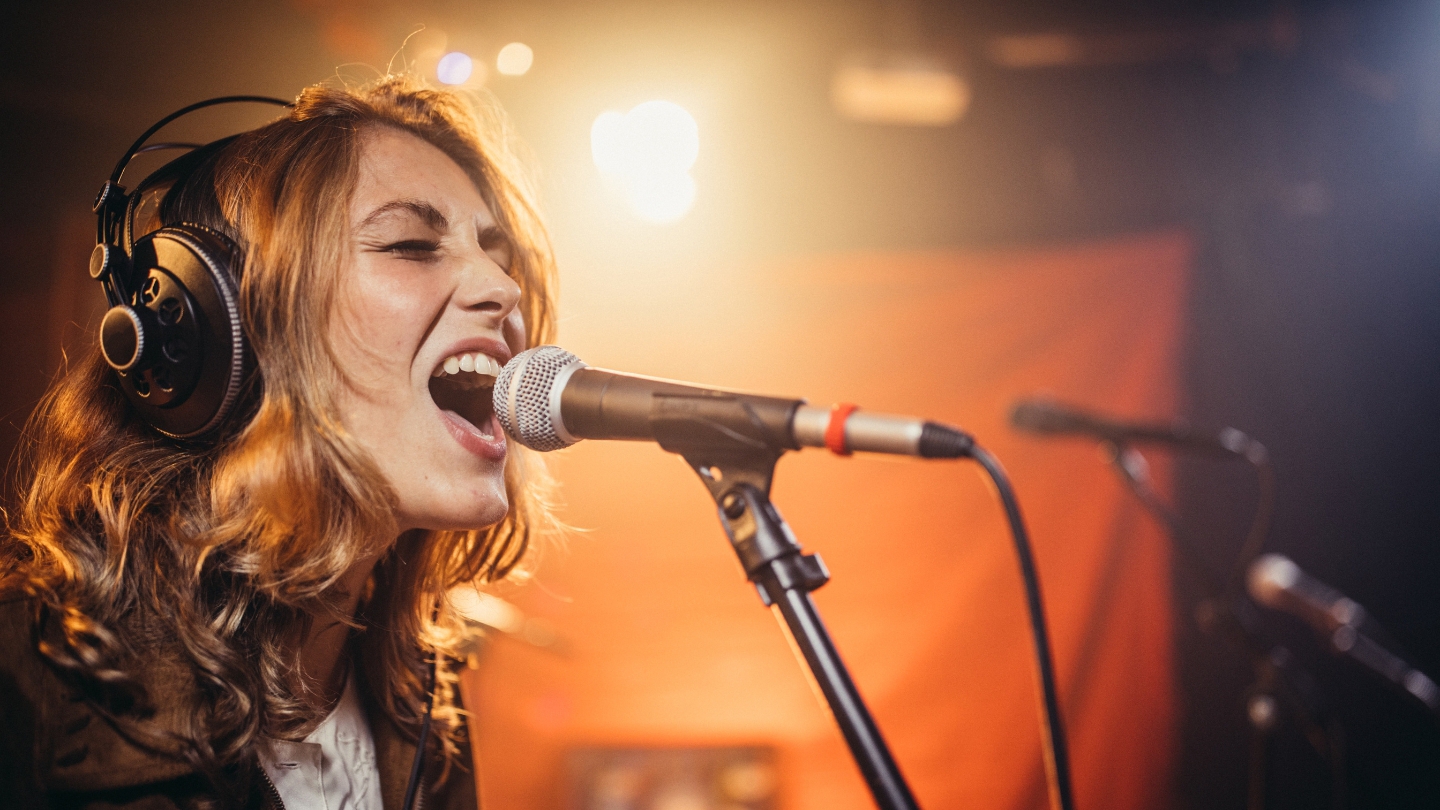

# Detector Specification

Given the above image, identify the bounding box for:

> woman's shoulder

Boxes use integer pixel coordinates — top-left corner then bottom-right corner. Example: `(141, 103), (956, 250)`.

(0, 593), (59, 802)
(0, 594), (46, 706)
(0, 593), (203, 800)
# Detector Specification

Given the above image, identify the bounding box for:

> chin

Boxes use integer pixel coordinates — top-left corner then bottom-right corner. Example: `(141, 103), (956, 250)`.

(429, 505), (509, 532)
(406, 513), (509, 533)
(399, 487), (510, 533)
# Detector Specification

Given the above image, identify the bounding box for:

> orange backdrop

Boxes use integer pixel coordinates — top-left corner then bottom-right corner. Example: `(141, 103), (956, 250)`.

(462, 231), (1191, 810)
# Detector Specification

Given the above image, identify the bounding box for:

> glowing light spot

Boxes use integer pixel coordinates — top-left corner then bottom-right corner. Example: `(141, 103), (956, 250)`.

(626, 172), (697, 224)
(496, 42), (534, 76)
(590, 101), (700, 224)
(436, 52), (473, 85)
(590, 111), (630, 176)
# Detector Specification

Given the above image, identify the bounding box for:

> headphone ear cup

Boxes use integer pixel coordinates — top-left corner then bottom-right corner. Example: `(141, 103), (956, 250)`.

(113, 224), (247, 439)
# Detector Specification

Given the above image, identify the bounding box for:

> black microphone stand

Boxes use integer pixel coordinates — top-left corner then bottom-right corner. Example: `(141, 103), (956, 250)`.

(650, 401), (920, 810)
(1102, 442), (1345, 810)
(690, 456), (918, 810)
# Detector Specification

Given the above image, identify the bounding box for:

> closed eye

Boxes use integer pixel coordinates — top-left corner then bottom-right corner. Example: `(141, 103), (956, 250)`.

(381, 239), (442, 260)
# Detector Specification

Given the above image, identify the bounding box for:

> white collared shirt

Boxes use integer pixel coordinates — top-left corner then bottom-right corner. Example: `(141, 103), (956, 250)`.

(258, 675), (383, 810)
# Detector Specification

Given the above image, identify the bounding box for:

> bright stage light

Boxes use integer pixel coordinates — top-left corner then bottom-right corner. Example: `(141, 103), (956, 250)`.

(497, 42), (534, 76)
(590, 111), (629, 175)
(591, 102), (698, 176)
(626, 171), (697, 224)
(591, 101), (699, 224)
(436, 51), (474, 85)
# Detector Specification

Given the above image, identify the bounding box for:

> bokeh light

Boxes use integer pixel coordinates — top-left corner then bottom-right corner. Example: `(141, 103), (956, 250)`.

(831, 53), (969, 126)
(496, 42), (534, 76)
(625, 172), (697, 224)
(590, 101), (699, 224)
(436, 51), (473, 85)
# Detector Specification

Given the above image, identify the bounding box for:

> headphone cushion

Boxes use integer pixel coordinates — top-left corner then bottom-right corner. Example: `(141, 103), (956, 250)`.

(113, 224), (247, 439)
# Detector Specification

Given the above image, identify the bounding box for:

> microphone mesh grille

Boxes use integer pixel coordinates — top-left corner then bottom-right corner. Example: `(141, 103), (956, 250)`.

(493, 345), (582, 452)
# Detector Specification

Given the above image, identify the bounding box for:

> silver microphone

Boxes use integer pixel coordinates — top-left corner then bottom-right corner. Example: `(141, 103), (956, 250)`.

(492, 345), (973, 459)
(1248, 553), (1440, 712)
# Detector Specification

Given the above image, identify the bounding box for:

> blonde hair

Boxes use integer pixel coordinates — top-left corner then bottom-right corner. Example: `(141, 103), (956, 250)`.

(4, 75), (557, 780)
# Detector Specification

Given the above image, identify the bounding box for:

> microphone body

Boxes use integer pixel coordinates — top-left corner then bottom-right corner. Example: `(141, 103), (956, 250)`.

(494, 346), (973, 459)
(1247, 553), (1363, 633)
(1010, 397), (1266, 461)
(1248, 553), (1440, 712)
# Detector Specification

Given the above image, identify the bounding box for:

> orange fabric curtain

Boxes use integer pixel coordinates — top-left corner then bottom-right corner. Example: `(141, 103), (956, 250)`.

(463, 231), (1190, 810)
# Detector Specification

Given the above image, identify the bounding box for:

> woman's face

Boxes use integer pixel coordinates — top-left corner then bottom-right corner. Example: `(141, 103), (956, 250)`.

(332, 126), (524, 532)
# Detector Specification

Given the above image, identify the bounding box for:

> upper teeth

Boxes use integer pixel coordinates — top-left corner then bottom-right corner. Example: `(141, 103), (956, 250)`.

(435, 352), (502, 379)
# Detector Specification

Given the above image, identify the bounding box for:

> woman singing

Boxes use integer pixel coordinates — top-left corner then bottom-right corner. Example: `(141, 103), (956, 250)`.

(0, 75), (557, 809)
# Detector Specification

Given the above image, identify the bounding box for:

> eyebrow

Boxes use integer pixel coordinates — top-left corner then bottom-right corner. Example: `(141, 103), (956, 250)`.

(356, 199), (449, 232)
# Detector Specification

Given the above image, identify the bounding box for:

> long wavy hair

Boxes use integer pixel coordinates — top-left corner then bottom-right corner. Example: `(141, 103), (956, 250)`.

(2, 75), (557, 783)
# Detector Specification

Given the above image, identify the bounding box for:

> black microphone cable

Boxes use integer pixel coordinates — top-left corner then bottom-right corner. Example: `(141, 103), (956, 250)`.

(971, 445), (1076, 810)
(1228, 450), (1276, 592)
(402, 605), (442, 810)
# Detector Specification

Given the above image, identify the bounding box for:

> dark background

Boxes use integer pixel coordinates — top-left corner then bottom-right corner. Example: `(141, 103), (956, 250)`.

(3, 1), (1437, 807)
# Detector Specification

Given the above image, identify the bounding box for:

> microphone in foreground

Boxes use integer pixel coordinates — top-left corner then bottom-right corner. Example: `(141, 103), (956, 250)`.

(1248, 553), (1440, 713)
(492, 345), (973, 459)
(1010, 396), (1268, 462)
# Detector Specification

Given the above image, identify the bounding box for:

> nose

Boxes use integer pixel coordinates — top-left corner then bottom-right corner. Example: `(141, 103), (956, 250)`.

(458, 246), (522, 320)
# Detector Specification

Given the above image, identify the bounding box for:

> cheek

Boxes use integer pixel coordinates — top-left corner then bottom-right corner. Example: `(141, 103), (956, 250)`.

(333, 264), (442, 371)
(503, 307), (527, 355)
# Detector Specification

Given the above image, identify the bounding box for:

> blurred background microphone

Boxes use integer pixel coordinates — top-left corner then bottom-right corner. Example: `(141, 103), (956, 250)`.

(1247, 553), (1364, 634)
(1247, 553), (1440, 715)
(1010, 396), (1267, 462)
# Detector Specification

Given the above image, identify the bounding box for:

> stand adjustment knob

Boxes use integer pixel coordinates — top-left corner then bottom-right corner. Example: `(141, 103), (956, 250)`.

(721, 490), (747, 519)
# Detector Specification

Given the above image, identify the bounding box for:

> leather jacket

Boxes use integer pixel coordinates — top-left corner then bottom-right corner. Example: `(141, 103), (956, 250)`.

(0, 597), (479, 810)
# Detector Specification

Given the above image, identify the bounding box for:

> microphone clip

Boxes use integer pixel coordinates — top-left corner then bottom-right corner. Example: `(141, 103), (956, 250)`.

(712, 481), (830, 604)
(651, 391), (798, 476)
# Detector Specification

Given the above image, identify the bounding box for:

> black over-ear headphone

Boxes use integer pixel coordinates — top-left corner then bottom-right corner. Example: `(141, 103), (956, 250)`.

(91, 96), (290, 439)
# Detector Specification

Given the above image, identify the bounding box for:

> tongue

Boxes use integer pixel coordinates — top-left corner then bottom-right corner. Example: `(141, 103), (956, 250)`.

(444, 409), (495, 439)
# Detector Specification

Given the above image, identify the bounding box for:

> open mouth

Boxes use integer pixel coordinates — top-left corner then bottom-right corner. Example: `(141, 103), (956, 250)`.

(429, 352), (501, 438)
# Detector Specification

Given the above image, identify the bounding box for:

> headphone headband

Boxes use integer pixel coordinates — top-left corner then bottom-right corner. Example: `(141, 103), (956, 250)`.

(109, 95), (291, 185)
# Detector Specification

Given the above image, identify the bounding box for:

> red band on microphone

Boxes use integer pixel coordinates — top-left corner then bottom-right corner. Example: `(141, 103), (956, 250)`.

(826, 403), (859, 456)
